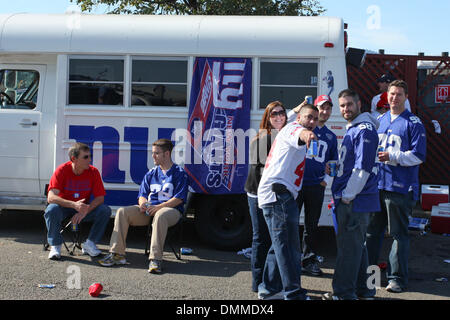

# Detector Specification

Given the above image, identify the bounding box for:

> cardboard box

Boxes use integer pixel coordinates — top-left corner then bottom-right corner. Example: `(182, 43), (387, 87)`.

(431, 203), (450, 234)
(421, 185), (449, 211)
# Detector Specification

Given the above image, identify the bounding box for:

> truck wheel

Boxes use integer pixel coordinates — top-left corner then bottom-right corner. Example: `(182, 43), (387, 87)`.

(193, 194), (251, 251)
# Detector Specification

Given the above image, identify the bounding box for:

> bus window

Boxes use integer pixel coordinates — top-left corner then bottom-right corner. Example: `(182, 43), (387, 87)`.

(0, 70), (39, 110)
(259, 61), (318, 109)
(131, 58), (187, 107)
(68, 59), (124, 105)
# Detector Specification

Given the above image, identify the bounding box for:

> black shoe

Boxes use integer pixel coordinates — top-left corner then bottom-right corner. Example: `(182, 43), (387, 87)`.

(302, 261), (323, 276)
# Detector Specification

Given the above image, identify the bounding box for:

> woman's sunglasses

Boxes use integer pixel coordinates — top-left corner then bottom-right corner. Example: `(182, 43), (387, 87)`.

(270, 110), (286, 118)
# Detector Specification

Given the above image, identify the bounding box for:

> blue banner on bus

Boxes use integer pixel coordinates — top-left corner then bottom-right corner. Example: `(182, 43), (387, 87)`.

(185, 57), (252, 194)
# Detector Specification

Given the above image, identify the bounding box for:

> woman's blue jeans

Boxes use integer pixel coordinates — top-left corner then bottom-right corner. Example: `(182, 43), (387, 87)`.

(248, 196), (271, 292)
(259, 192), (307, 300)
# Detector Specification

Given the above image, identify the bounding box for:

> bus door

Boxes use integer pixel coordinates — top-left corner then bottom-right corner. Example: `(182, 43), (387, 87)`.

(0, 64), (46, 195)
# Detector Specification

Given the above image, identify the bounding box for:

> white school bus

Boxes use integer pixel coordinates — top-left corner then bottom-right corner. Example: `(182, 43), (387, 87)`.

(0, 13), (348, 249)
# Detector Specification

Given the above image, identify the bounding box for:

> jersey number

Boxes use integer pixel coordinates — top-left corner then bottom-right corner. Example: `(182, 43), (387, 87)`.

(378, 133), (402, 166)
(294, 160), (306, 187)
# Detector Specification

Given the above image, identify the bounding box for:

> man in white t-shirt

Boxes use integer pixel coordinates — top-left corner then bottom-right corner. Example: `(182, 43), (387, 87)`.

(371, 74), (411, 113)
(257, 104), (318, 300)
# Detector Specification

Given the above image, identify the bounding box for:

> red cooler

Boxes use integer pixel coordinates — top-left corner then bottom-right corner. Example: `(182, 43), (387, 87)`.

(431, 203), (450, 234)
(421, 185), (449, 211)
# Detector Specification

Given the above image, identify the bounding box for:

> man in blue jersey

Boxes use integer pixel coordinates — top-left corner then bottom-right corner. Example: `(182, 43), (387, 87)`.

(294, 95), (338, 276)
(366, 80), (426, 293)
(99, 139), (189, 274)
(322, 89), (380, 300)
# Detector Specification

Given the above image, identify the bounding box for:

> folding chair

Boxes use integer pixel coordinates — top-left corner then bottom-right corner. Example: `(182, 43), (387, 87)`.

(43, 218), (84, 256)
(42, 184), (83, 256)
(144, 215), (185, 260)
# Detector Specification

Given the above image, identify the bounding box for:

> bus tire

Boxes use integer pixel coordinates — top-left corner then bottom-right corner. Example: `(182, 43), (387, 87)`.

(193, 194), (251, 251)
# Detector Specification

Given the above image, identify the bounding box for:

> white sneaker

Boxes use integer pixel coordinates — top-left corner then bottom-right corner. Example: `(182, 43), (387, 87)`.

(82, 240), (101, 257)
(386, 281), (403, 293)
(48, 245), (61, 260)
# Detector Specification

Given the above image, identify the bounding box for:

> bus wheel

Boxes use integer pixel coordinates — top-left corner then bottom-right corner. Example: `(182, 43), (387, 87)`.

(194, 194), (251, 251)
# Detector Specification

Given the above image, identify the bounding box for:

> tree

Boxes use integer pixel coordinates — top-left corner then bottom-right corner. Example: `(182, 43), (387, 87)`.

(72, 0), (325, 16)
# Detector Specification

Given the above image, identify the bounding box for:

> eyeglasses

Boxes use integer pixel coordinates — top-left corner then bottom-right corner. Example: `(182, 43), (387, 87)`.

(82, 154), (91, 160)
(270, 110), (286, 118)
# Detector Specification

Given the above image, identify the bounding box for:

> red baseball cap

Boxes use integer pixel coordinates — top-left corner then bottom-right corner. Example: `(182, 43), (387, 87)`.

(314, 95), (333, 107)
(376, 92), (390, 109)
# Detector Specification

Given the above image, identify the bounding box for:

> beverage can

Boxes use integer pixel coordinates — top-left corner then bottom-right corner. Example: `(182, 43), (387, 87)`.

(307, 140), (318, 157)
(72, 223), (79, 232)
(143, 202), (151, 216)
(328, 160), (338, 177)
(377, 145), (384, 153)
(180, 247), (193, 255)
(305, 95), (313, 104)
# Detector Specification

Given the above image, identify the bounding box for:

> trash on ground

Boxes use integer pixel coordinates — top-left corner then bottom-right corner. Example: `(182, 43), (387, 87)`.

(180, 247), (193, 255)
(89, 283), (103, 297)
(435, 278), (448, 282)
(237, 247), (252, 259)
(408, 217), (429, 231)
(378, 262), (387, 270)
(38, 284), (55, 288)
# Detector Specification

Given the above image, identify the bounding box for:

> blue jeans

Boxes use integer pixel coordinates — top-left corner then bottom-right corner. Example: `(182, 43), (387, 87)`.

(259, 192), (307, 300)
(248, 196), (271, 292)
(366, 190), (412, 289)
(332, 201), (375, 299)
(296, 184), (325, 265)
(44, 203), (111, 246)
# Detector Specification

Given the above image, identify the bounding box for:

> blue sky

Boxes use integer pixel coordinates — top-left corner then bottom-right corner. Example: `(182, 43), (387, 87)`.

(1, 0), (448, 56)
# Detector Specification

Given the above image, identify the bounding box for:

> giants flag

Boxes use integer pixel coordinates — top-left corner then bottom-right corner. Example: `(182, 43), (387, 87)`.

(185, 57), (252, 194)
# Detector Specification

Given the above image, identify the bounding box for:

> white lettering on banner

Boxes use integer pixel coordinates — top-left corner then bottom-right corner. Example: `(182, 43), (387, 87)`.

(200, 72), (213, 115)
(212, 61), (245, 110)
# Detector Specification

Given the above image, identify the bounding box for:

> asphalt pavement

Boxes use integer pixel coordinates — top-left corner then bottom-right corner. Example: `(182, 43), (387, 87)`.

(0, 209), (449, 302)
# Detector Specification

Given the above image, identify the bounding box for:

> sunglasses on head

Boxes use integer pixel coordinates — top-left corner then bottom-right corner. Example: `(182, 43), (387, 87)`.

(270, 110), (286, 118)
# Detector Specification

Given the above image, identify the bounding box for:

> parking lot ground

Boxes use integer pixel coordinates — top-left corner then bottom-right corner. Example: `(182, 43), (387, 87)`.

(0, 208), (449, 302)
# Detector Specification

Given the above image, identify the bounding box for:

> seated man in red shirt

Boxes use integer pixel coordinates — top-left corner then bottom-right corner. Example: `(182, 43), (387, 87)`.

(44, 142), (111, 260)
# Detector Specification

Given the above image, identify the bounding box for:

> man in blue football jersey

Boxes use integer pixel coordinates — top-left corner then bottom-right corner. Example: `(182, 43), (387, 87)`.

(322, 89), (380, 300)
(99, 139), (189, 273)
(366, 80), (426, 293)
(290, 95), (338, 276)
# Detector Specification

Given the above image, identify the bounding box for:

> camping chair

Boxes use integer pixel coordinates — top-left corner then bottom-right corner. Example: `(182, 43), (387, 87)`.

(42, 184), (83, 256)
(144, 215), (185, 260)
